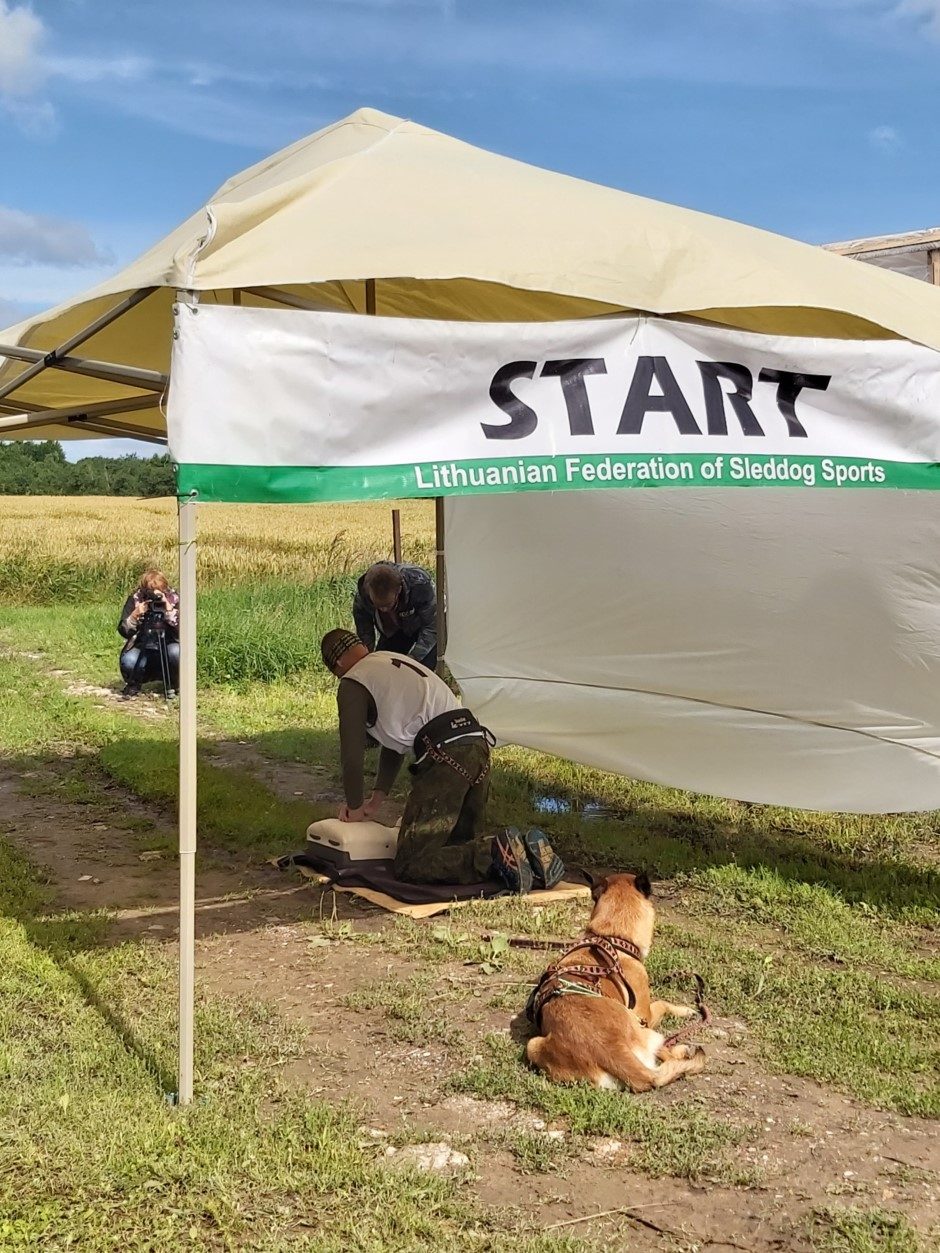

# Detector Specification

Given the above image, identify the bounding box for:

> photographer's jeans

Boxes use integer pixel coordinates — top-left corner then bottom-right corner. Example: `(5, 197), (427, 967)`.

(120, 642), (181, 692)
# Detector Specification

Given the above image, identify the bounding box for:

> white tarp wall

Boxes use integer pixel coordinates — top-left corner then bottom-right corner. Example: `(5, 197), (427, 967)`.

(444, 489), (940, 813)
(169, 303), (940, 813)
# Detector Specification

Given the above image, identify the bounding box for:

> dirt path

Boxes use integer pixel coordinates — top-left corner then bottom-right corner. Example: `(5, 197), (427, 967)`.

(2, 746), (938, 1251)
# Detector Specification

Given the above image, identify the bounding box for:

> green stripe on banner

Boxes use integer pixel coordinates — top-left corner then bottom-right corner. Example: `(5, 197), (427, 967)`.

(176, 454), (940, 503)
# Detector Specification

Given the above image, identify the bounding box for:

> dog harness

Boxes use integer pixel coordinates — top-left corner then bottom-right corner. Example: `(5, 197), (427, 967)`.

(527, 933), (645, 1029)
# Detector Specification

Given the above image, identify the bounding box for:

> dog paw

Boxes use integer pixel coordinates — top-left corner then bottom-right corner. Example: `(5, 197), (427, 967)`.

(673, 1043), (705, 1060)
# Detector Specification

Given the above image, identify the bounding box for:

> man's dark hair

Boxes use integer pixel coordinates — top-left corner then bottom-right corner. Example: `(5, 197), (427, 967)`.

(320, 629), (361, 672)
(363, 564), (403, 603)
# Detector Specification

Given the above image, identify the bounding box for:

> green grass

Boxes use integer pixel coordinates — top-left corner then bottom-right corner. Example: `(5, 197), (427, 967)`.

(810, 1206), (927, 1252)
(0, 650), (323, 861)
(0, 547), (138, 604)
(649, 924), (940, 1117)
(198, 578), (353, 685)
(677, 863), (940, 981)
(502, 1129), (580, 1175)
(451, 1034), (751, 1185)
(342, 974), (465, 1048)
(0, 578), (354, 688)
(319, 887), (939, 1117)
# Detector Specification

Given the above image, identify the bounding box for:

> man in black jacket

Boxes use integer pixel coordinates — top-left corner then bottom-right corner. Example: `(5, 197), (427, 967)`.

(353, 562), (438, 670)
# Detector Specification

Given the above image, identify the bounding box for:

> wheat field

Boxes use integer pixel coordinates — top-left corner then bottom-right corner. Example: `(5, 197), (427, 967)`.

(0, 495), (436, 601)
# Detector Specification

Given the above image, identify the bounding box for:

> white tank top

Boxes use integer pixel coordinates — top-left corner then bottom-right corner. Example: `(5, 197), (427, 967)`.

(346, 651), (459, 754)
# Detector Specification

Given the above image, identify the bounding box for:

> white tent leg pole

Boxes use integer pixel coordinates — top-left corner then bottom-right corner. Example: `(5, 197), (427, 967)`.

(178, 493), (198, 1105)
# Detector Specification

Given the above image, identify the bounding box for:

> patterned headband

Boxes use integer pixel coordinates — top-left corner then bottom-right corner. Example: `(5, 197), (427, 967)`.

(324, 631), (362, 671)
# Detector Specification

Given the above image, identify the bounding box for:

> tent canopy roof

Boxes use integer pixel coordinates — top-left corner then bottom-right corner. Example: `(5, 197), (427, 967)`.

(3, 106), (940, 444)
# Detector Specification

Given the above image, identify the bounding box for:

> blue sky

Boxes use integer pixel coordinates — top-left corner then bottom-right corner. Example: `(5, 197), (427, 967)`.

(1, 0), (938, 458)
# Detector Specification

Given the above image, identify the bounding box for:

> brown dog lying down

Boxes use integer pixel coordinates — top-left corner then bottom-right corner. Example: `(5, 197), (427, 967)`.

(526, 872), (705, 1092)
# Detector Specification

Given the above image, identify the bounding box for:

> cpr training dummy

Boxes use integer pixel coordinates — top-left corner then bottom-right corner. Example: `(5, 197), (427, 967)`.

(317, 629), (565, 894)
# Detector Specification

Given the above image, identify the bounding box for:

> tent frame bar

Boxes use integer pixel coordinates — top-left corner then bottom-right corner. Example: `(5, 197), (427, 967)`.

(0, 397), (41, 414)
(74, 418), (167, 444)
(0, 394), (161, 436)
(241, 286), (331, 313)
(0, 341), (167, 393)
(0, 286), (158, 404)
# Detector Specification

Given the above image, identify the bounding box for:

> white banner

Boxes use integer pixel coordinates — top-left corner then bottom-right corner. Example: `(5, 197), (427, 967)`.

(169, 304), (940, 501)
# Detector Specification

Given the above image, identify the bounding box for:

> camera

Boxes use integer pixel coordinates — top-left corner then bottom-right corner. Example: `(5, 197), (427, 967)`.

(137, 591), (168, 647)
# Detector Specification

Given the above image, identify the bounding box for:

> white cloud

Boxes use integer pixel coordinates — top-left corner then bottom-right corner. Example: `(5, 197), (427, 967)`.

(717, 0), (940, 37)
(0, 0), (44, 94)
(0, 1), (55, 135)
(46, 53), (152, 85)
(3, 94), (56, 137)
(897, 0), (940, 34)
(0, 206), (112, 266)
(869, 123), (902, 149)
(0, 7), (150, 137)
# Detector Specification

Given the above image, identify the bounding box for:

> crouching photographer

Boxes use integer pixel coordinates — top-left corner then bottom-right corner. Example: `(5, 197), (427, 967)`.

(118, 568), (181, 698)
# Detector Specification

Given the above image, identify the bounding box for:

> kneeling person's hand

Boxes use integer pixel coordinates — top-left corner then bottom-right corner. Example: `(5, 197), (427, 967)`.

(338, 802), (367, 823)
(362, 789), (387, 819)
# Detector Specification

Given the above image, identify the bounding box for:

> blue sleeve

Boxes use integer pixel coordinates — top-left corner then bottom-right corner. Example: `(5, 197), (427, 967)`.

(407, 577), (437, 660)
(353, 591), (376, 651)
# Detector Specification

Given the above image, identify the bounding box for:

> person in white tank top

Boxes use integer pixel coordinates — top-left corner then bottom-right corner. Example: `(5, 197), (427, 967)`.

(344, 650), (458, 755)
(319, 628), (563, 890)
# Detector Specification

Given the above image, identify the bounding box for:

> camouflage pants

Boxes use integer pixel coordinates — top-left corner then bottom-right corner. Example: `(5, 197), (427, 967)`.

(393, 738), (493, 885)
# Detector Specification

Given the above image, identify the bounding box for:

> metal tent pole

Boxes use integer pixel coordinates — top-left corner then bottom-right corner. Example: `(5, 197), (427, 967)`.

(435, 497), (447, 674)
(177, 493), (198, 1105)
(392, 508), (402, 563)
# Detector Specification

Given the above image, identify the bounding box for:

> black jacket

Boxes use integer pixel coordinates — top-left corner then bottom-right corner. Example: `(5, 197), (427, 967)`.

(352, 564), (436, 661)
(118, 587), (180, 650)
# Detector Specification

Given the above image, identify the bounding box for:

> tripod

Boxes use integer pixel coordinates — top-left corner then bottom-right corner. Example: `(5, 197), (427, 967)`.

(136, 618), (176, 700)
(153, 628), (176, 700)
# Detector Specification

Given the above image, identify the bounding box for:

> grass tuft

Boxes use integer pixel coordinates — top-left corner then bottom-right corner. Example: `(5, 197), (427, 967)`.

(451, 1033), (750, 1184)
(810, 1206), (926, 1252)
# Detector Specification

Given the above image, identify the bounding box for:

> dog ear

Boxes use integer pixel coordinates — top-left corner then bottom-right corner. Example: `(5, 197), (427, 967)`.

(634, 871), (652, 898)
(590, 874), (608, 903)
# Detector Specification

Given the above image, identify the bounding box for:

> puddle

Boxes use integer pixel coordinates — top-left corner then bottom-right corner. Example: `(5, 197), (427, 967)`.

(534, 795), (571, 815)
(533, 795), (625, 823)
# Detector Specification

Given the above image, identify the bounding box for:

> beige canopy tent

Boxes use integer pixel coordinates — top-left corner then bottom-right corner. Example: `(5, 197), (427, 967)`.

(3, 106), (940, 1106)
(4, 106), (940, 446)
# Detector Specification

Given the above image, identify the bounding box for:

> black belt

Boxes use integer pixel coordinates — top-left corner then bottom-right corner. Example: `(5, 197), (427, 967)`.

(413, 708), (489, 757)
(411, 708), (495, 784)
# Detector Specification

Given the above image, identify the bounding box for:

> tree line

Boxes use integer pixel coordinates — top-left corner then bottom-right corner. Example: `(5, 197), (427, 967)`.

(0, 441), (175, 496)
